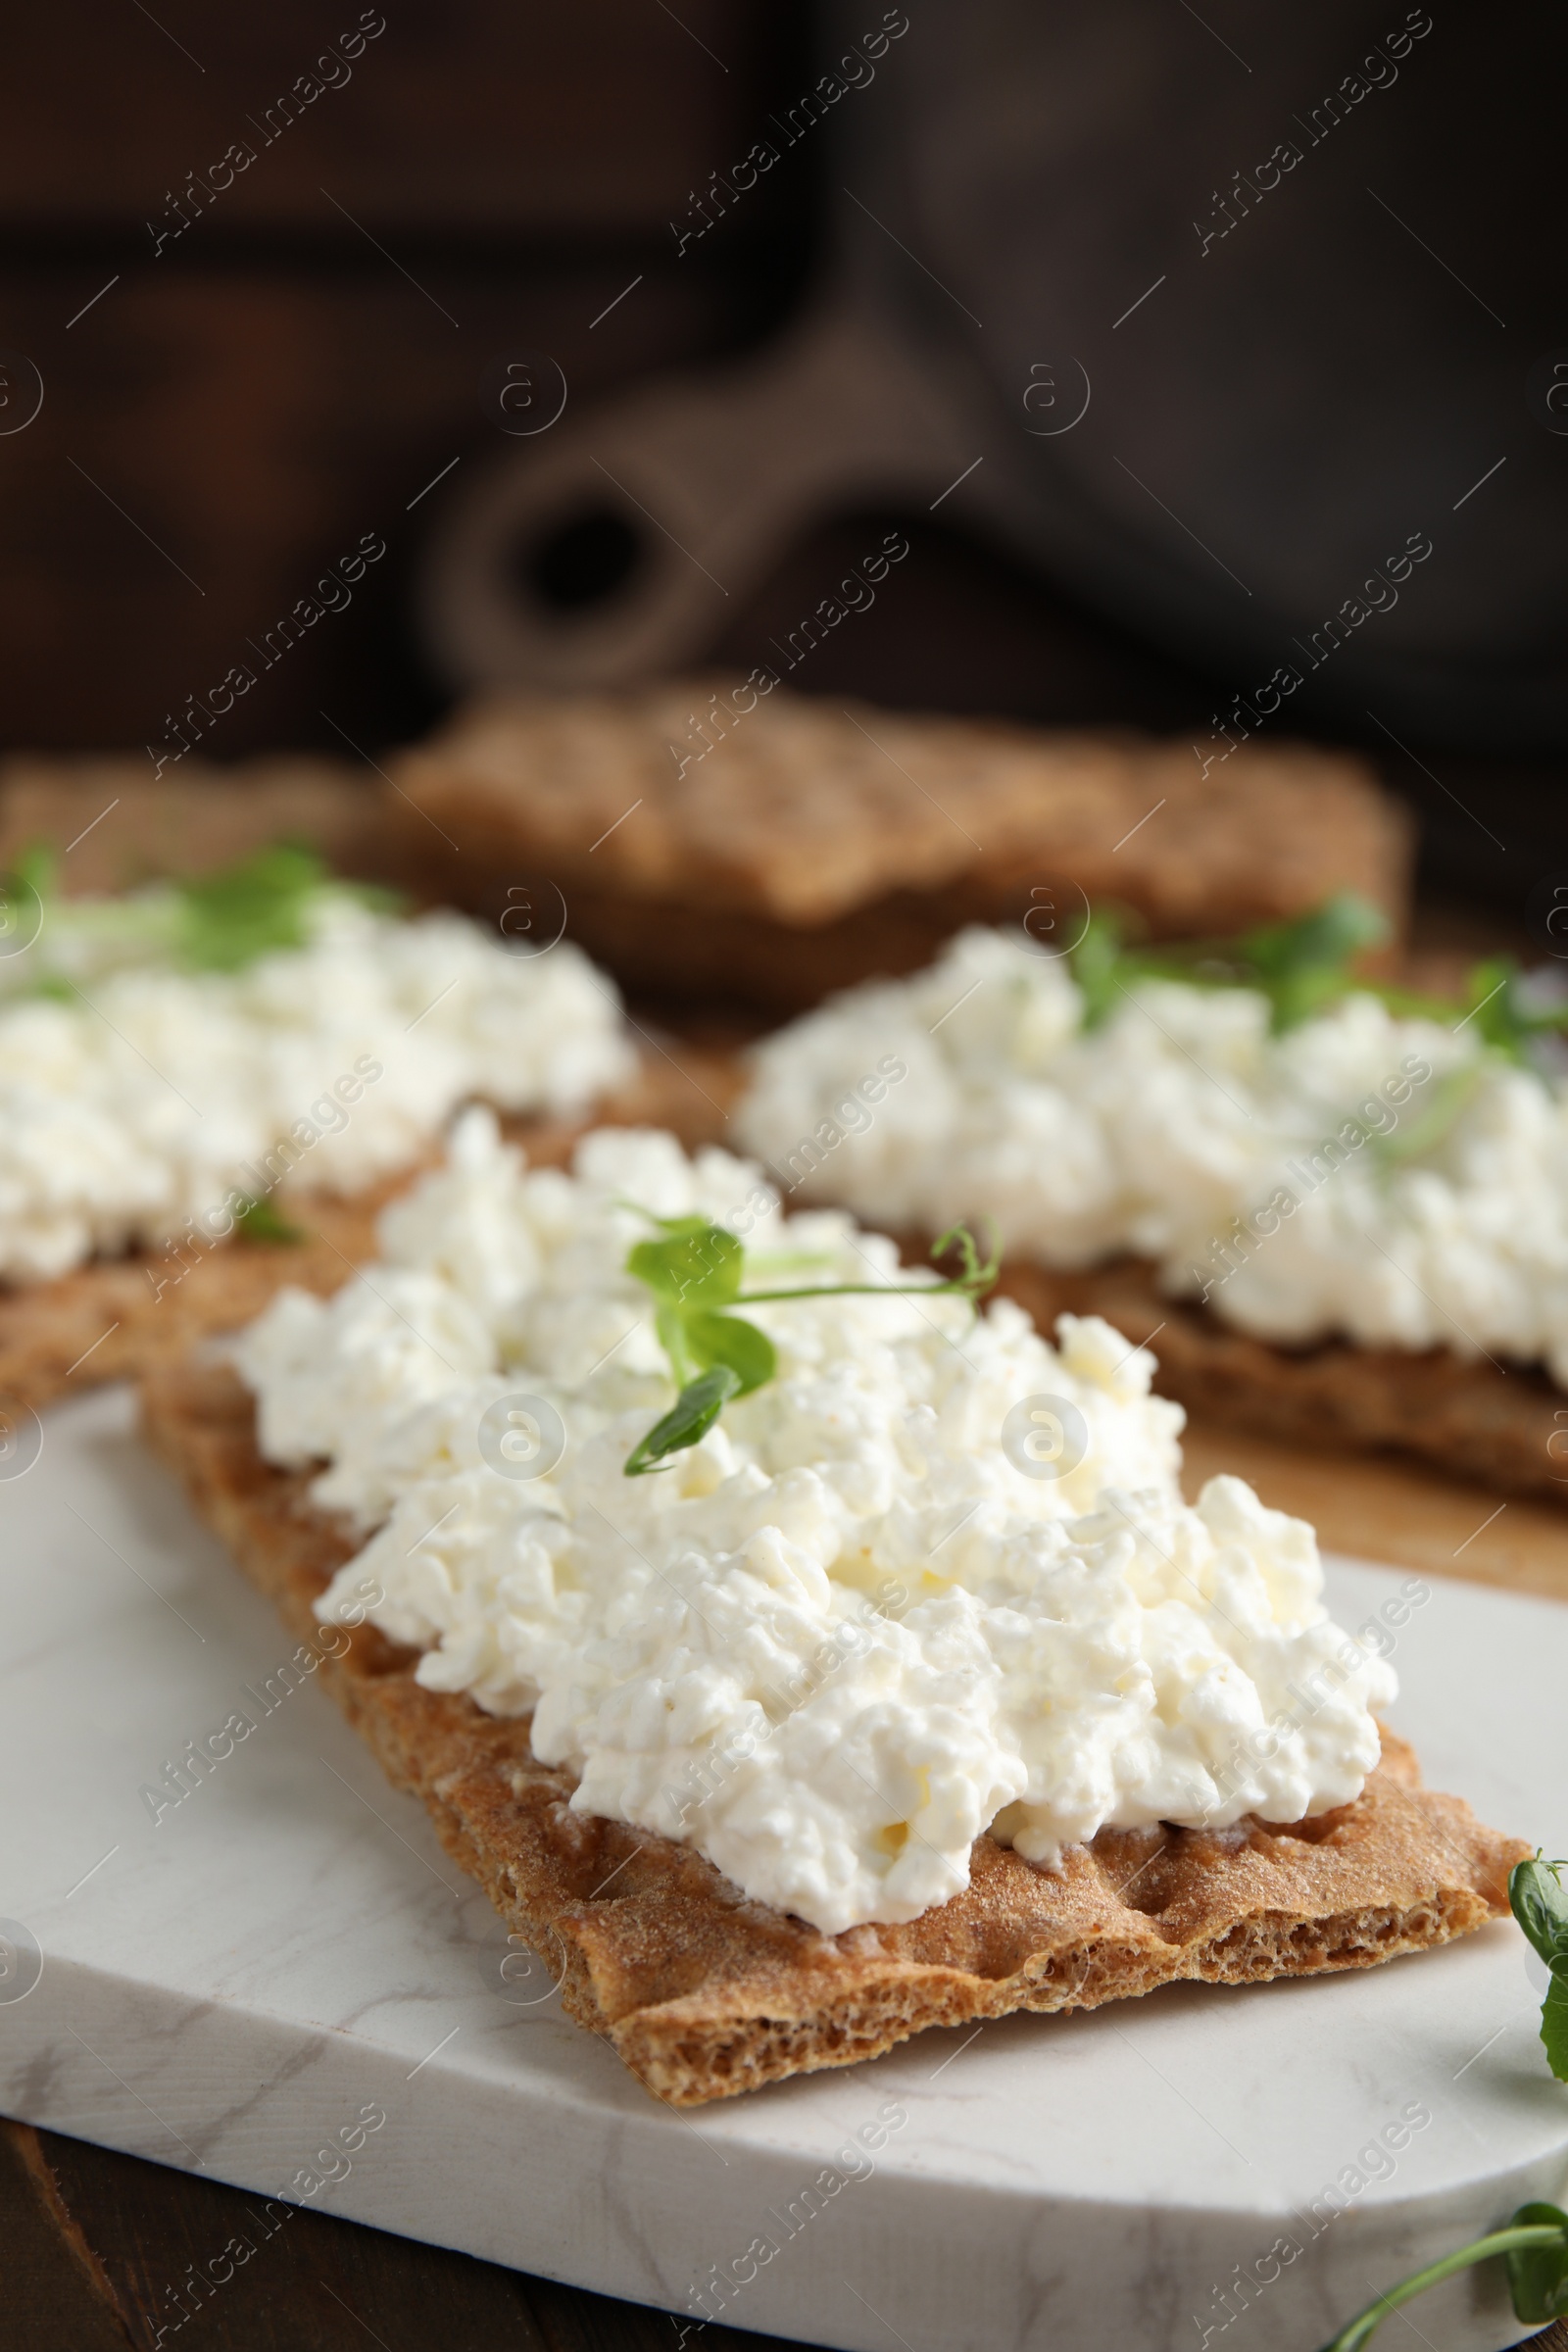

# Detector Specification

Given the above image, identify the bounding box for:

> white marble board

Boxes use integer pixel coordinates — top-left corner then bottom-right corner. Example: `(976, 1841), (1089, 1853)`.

(2, 1383), (1566, 2352)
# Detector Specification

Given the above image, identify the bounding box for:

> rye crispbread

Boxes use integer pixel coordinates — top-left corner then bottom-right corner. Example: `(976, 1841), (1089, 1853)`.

(385, 684), (1412, 1011)
(985, 1254), (1568, 1506)
(140, 1354), (1524, 2107)
(0, 755), (385, 896)
(613, 1044), (1568, 1506)
(0, 1052), (734, 1415)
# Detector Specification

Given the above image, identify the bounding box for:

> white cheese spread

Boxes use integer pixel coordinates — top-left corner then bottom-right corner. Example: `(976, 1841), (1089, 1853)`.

(237, 1113), (1396, 1936)
(0, 893), (633, 1282)
(735, 925), (1568, 1382)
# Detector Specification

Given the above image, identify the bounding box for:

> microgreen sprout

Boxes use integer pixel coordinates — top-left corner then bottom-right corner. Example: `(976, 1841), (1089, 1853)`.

(233, 1194), (306, 1247)
(1069, 891), (1568, 1065)
(173, 842), (397, 971)
(1069, 892), (1392, 1034)
(1316, 1856), (1568, 2349)
(1315, 2206), (1568, 2350)
(621, 1215), (999, 1476)
(0, 838), (401, 987)
(1512, 1850), (1568, 2082)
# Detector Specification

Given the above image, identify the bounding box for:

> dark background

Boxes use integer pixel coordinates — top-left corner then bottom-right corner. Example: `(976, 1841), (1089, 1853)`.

(0, 4), (812, 756)
(0, 0), (1557, 935)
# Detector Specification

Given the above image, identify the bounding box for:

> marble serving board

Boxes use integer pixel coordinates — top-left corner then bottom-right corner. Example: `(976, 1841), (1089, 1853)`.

(3, 1384), (1567, 2352)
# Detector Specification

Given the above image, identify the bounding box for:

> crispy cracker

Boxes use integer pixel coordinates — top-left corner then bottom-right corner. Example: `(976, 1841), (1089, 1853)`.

(140, 1356), (1524, 2107)
(0, 755), (387, 896)
(989, 1254), (1568, 1506)
(0, 1054), (734, 1415)
(386, 684), (1412, 1010)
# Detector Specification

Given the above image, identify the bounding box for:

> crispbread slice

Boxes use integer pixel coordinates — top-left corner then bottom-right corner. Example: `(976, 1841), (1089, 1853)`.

(0, 1173), (409, 1414)
(0, 756), (384, 896)
(385, 684), (1411, 1011)
(0, 1052), (734, 1414)
(140, 1355), (1525, 2108)
(988, 1254), (1568, 1506)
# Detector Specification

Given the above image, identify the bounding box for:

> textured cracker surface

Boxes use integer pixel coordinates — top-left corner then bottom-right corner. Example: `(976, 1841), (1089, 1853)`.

(0, 757), (384, 895)
(386, 684), (1411, 1007)
(141, 1358), (1524, 2108)
(991, 1254), (1568, 1506)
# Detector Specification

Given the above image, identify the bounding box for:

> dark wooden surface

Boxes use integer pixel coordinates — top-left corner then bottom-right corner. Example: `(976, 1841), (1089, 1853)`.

(0, 2116), (810, 2352)
(0, 1), (813, 757)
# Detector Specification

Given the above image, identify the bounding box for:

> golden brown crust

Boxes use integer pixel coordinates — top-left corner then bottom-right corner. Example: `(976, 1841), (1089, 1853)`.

(385, 684), (1411, 1010)
(990, 1254), (1568, 1506)
(140, 1356), (1526, 2107)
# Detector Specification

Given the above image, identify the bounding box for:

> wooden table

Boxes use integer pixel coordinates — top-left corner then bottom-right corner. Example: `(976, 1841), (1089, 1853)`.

(0, 2112), (790, 2349)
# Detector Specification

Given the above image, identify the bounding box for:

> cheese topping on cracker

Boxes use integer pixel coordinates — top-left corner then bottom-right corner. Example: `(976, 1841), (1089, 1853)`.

(735, 924), (1568, 1382)
(0, 893), (632, 1281)
(237, 1113), (1396, 1936)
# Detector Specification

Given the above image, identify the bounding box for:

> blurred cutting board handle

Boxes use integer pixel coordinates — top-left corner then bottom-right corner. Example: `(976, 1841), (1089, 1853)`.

(418, 296), (983, 693)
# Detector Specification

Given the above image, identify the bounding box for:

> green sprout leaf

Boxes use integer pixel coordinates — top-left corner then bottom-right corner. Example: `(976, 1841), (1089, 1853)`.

(172, 839), (400, 973)
(1268, 893), (1391, 969)
(1315, 1863), (1568, 2349)
(623, 1365), (740, 1477)
(9, 841), (57, 906)
(1453, 956), (1568, 1066)
(1065, 890), (1568, 1179)
(0, 837), (403, 999)
(684, 1309), (776, 1396)
(233, 1194), (306, 1246)
(626, 1224), (743, 1308)
(173, 843), (332, 971)
(1066, 908), (1129, 1029)
(1315, 2207), (1568, 2351)
(1511, 1852), (1568, 2082)
(1506, 2202), (1568, 2323)
(620, 1214), (1000, 1474)
(1068, 892), (1391, 1034)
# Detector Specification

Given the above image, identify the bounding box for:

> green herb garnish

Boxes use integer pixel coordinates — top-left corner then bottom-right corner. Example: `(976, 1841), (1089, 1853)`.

(1070, 893), (1568, 1063)
(621, 1217), (999, 1476)
(172, 843), (335, 971)
(1069, 891), (1391, 1034)
(1315, 2205), (1568, 2350)
(233, 1194), (306, 1247)
(1450, 956), (1568, 1065)
(1316, 1857), (1568, 2348)
(0, 838), (401, 987)
(1512, 1851), (1568, 2081)
(9, 842), (57, 906)
(172, 842), (401, 971)
(624, 1363), (743, 1478)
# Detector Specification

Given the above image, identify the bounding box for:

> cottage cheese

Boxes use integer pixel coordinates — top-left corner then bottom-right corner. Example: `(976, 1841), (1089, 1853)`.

(0, 893), (633, 1281)
(735, 925), (1568, 1383)
(237, 1113), (1396, 1936)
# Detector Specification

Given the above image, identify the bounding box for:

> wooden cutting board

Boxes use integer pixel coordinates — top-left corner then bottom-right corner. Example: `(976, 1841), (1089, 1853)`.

(1181, 1418), (1568, 1605)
